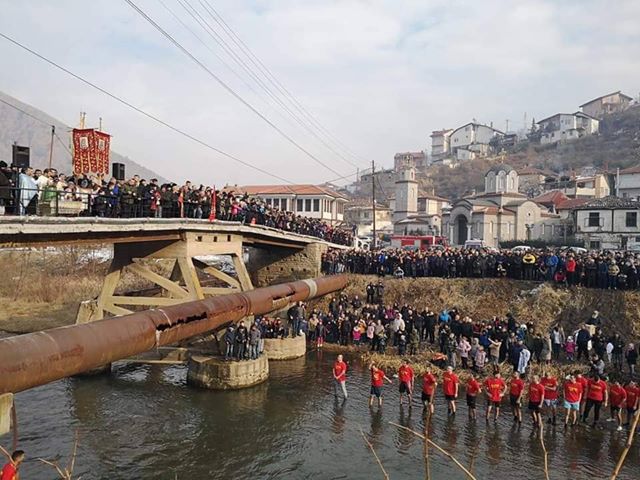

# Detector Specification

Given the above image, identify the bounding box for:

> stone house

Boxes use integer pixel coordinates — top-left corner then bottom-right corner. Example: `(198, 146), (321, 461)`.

(574, 197), (640, 250)
(579, 91), (633, 119)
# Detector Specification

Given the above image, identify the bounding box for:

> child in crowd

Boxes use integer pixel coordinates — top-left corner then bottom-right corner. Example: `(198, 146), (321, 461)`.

(565, 336), (576, 362)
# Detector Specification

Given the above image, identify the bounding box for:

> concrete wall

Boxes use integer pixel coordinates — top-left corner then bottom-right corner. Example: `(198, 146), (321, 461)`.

(263, 335), (306, 360)
(187, 355), (269, 390)
(247, 242), (327, 287)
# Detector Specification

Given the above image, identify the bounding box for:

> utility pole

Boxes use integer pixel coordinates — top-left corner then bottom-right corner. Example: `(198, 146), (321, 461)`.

(48, 125), (55, 169)
(371, 160), (376, 250)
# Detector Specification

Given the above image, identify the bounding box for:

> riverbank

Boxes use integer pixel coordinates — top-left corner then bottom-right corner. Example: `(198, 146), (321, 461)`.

(312, 275), (640, 340)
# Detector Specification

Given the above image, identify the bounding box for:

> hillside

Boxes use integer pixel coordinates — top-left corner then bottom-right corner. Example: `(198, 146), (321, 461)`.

(423, 106), (640, 200)
(0, 91), (166, 181)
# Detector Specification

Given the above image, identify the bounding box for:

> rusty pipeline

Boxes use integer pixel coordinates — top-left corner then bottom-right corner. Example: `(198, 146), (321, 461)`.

(0, 274), (347, 395)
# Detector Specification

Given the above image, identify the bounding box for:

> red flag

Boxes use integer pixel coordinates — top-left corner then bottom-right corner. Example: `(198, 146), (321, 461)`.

(209, 186), (216, 222)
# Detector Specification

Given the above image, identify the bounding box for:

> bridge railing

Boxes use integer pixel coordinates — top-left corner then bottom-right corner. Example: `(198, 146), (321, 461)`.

(0, 186), (354, 245)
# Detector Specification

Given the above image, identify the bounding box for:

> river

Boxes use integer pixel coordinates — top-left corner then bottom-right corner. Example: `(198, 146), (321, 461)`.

(10, 350), (638, 479)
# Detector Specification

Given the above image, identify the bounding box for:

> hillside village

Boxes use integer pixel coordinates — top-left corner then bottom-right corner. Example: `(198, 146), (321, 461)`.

(342, 90), (640, 250)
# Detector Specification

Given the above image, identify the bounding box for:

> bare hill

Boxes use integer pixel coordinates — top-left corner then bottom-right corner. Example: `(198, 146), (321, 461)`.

(0, 91), (167, 182)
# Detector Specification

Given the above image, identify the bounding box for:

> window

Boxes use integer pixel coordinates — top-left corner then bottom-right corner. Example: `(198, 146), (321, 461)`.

(635, 236), (640, 242)
(587, 212), (600, 227)
(281, 198), (288, 211)
(296, 199), (303, 211)
(265, 198), (272, 206)
(313, 199), (320, 212)
(305, 199), (312, 211)
(626, 212), (637, 227)
(363, 211), (370, 219)
(272, 198), (280, 209)
(589, 240), (601, 250)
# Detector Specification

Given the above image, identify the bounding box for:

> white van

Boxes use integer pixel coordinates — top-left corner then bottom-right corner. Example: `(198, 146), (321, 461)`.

(464, 239), (486, 250)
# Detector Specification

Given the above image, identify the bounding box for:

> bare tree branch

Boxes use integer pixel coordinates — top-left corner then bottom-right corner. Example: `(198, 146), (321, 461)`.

(360, 428), (390, 480)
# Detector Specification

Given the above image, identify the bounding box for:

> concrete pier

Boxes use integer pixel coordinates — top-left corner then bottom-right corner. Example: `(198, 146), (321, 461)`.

(263, 334), (306, 360)
(187, 355), (269, 390)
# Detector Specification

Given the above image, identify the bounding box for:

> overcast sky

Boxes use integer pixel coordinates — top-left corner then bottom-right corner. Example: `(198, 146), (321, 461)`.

(1, 0), (639, 186)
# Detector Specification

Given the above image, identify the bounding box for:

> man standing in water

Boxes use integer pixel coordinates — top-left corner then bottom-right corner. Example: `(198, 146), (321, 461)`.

(466, 374), (481, 420)
(509, 372), (525, 424)
(369, 363), (392, 407)
(333, 354), (348, 400)
(541, 371), (559, 425)
(563, 375), (583, 427)
(582, 374), (608, 428)
(421, 368), (438, 415)
(609, 379), (627, 431)
(528, 375), (545, 427)
(1, 450), (25, 480)
(442, 366), (459, 416)
(398, 359), (415, 407)
(484, 371), (507, 422)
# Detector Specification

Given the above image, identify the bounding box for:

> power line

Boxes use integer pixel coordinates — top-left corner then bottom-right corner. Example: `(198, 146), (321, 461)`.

(123, 0), (345, 177)
(0, 31), (293, 183)
(200, 0), (370, 167)
(181, 0), (361, 170)
(54, 132), (72, 158)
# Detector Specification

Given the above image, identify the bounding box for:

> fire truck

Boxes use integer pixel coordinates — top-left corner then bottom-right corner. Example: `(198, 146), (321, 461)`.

(390, 235), (449, 250)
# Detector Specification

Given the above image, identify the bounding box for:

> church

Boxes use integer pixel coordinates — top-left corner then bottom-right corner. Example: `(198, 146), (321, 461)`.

(442, 165), (561, 247)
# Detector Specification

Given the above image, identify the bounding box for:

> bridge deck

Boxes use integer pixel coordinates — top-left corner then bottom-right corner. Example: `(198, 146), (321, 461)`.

(0, 217), (349, 249)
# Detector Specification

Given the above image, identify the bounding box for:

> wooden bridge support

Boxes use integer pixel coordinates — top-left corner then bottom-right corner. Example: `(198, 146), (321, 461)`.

(77, 232), (253, 323)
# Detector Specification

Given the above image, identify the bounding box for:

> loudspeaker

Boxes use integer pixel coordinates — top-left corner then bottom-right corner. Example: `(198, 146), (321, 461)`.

(12, 145), (30, 168)
(112, 162), (125, 181)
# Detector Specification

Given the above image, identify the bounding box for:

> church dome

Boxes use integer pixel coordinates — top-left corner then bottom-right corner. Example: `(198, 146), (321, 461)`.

(486, 164), (515, 175)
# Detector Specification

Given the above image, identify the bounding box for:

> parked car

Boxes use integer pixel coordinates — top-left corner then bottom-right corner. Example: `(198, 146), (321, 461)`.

(511, 245), (532, 253)
(561, 246), (587, 255)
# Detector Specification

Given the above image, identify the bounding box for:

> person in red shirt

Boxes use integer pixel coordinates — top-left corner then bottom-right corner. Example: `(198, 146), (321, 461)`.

(624, 380), (640, 426)
(582, 374), (608, 427)
(509, 372), (525, 424)
(609, 380), (627, 431)
(575, 371), (589, 416)
(332, 354), (348, 400)
(466, 374), (482, 420)
(442, 366), (459, 416)
(563, 374), (583, 427)
(528, 375), (546, 427)
(483, 371), (507, 422)
(1, 450), (24, 480)
(421, 368), (438, 415)
(369, 363), (392, 407)
(540, 372), (559, 425)
(398, 359), (415, 407)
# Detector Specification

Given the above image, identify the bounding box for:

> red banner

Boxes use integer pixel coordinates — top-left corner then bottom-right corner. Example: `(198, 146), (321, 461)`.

(72, 128), (111, 175)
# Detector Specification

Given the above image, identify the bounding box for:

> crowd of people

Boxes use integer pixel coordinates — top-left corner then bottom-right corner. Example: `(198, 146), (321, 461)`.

(293, 286), (639, 432)
(322, 247), (640, 289)
(0, 163), (353, 245)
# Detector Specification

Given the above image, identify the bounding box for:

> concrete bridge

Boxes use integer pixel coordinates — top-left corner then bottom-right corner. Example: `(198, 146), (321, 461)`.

(0, 217), (346, 321)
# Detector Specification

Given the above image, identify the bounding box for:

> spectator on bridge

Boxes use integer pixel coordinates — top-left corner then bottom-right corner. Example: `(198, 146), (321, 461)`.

(223, 325), (235, 361)
(235, 321), (248, 361)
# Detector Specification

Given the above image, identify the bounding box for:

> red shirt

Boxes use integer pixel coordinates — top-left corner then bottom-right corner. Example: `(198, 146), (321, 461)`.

(566, 258), (576, 272)
(467, 378), (481, 396)
(333, 361), (347, 382)
(422, 373), (437, 395)
(541, 377), (558, 400)
(587, 379), (607, 402)
(399, 365), (414, 384)
(510, 378), (525, 397)
(1, 463), (16, 480)
(529, 383), (545, 403)
(484, 377), (506, 402)
(610, 385), (627, 408)
(442, 372), (459, 396)
(371, 369), (385, 387)
(625, 385), (640, 409)
(564, 381), (582, 403)
(576, 376), (588, 400)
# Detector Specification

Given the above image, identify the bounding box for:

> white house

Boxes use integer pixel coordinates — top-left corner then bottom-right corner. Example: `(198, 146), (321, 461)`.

(430, 129), (453, 159)
(537, 112), (599, 145)
(574, 197), (640, 250)
(228, 184), (349, 224)
(449, 123), (504, 161)
(617, 165), (640, 199)
(344, 201), (393, 237)
(580, 91), (633, 119)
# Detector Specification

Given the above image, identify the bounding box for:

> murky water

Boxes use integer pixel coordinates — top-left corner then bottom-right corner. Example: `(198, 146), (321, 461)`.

(9, 351), (639, 479)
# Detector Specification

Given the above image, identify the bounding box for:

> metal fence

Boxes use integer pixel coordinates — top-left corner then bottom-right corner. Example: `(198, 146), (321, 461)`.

(0, 186), (354, 245)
